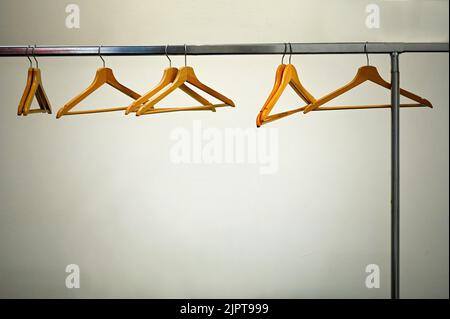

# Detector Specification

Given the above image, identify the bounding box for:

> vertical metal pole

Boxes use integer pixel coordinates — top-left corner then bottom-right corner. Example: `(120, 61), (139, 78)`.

(390, 52), (400, 299)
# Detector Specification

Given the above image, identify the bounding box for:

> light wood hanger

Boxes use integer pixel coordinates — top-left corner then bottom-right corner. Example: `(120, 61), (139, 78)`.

(22, 68), (52, 115)
(304, 44), (432, 114)
(56, 46), (141, 118)
(257, 44), (316, 127)
(136, 45), (235, 116)
(18, 47), (52, 116)
(126, 46), (215, 114)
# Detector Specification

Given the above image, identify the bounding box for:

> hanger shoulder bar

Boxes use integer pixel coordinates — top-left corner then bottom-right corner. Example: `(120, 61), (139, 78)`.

(304, 80), (361, 113)
(17, 68), (34, 115)
(185, 68), (235, 107)
(56, 79), (104, 118)
(33, 69), (52, 113)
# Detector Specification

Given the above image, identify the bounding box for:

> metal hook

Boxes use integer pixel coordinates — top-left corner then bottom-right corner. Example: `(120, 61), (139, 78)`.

(165, 44), (172, 67)
(184, 44), (187, 67)
(32, 44), (39, 68)
(25, 45), (32, 68)
(98, 45), (105, 68)
(281, 43), (287, 64)
(288, 42), (293, 64)
(364, 42), (370, 66)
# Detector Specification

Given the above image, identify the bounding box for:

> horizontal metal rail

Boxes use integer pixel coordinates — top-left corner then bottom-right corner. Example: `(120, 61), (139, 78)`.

(0, 42), (448, 57)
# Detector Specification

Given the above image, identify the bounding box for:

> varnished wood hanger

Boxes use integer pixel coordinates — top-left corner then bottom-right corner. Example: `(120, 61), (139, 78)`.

(257, 44), (316, 127)
(126, 47), (215, 114)
(22, 68), (52, 115)
(56, 46), (141, 118)
(304, 44), (432, 114)
(18, 47), (52, 116)
(136, 45), (235, 116)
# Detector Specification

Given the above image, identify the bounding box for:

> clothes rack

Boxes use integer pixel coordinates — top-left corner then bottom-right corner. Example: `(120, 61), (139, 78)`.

(0, 42), (448, 299)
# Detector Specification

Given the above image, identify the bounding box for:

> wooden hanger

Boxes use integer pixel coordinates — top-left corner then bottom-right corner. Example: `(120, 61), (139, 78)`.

(304, 45), (432, 114)
(257, 44), (289, 126)
(257, 55), (318, 127)
(18, 47), (52, 116)
(126, 67), (214, 114)
(257, 63), (317, 126)
(22, 68), (52, 115)
(56, 46), (141, 118)
(136, 45), (235, 116)
(257, 43), (317, 127)
(126, 46), (215, 114)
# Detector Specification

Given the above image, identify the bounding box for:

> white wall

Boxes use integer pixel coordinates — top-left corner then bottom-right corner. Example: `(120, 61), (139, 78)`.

(0, 0), (448, 298)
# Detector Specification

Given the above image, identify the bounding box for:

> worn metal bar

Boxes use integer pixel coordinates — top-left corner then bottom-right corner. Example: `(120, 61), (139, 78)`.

(390, 52), (401, 299)
(0, 42), (448, 57)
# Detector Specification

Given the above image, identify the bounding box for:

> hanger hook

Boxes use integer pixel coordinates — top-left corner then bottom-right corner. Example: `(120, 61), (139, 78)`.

(165, 44), (172, 67)
(32, 44), (39, 68)
(364, 41), (370, 66)
(281, 43), (287, 64)
(184, 44), (187, 67)
(98, 45), (106, 68)
(288, 42), (293, 64)
(25, 45), (33, 68)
